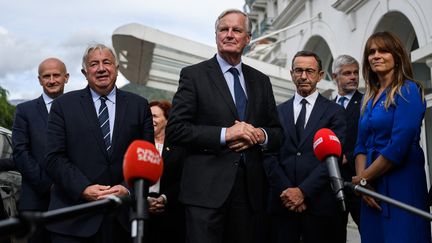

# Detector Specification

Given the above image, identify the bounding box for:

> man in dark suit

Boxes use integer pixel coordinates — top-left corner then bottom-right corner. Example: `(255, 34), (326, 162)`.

(331, 54), (362, 239)
(45, 44), (154, 242)
(264, 51), (346, 243)
(12, 57), (69, 243)
(166, 9), (283, 243)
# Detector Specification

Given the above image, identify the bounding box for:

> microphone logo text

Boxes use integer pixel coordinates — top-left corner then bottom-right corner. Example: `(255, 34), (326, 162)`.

(136, 148), (161, 165)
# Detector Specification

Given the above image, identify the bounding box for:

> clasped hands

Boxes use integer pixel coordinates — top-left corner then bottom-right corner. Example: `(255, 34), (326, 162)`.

(82, 184), (129, 201)
(148, 195), (166, 214)
(226, 120), (265, 152)
(280, 187), (307, 213)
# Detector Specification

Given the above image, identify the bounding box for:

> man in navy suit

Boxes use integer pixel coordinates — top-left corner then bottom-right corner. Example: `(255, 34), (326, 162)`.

(331, 54), (362, 239)
(264, 51), (346, 243)
(166, 9), (283, 243)
(12, 57), (69, 243)
(45, 43), (154, 242)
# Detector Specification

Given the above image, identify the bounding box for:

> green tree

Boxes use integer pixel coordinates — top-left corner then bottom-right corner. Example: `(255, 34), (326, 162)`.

(0, 86), (15, 129)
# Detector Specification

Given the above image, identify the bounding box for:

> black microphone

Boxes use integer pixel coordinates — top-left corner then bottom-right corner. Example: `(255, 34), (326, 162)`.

(313, 128), (346, 211)
(123, 140), (164, 242)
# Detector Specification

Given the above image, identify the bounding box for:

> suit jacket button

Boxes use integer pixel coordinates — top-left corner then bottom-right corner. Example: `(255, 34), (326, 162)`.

(296, 152), (301, 156)
(234, 162), (239, 166)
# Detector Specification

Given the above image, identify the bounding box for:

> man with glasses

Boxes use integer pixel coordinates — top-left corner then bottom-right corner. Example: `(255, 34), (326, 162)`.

(264, 51), (346, 243)
(332, 55), (362, 241)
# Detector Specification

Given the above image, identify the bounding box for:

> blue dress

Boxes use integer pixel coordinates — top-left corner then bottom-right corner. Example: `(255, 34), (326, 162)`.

(354, 80), (431, 243)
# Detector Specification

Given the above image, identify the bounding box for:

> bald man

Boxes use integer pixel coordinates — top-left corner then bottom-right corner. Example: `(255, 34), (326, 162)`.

(12, 57), (69, 243)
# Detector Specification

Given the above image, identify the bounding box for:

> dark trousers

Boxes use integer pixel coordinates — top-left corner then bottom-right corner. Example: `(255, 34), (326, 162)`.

(147, 205), (185, 243)
(51, 216), (130, 243)
(269, 211), (346, 243)
(184, 165), (262, 243)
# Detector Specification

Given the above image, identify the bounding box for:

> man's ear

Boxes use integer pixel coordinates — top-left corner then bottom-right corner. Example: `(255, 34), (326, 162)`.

(81, 69), (86, 75)
(331, 73), (338, 81)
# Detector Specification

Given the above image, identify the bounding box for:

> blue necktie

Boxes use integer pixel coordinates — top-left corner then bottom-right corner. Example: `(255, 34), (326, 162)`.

(338, 96), (347, 108)
(228, 67), (247, 121)
(98, 96), (111, 152)
(296, 99), (308, 139)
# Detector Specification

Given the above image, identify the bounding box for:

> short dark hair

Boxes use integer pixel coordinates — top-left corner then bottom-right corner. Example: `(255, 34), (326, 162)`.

(291, 51), (323, 71)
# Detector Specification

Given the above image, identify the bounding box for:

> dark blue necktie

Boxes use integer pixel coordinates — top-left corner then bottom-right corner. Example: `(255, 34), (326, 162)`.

(296, 99), (308, 139)
(228, 67), (247, 120)
(338, 96), (347, 108)
(98, 96), (111, 152)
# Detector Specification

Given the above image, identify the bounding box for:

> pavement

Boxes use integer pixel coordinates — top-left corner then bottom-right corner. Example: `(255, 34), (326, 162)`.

(347, 215), (361, 243)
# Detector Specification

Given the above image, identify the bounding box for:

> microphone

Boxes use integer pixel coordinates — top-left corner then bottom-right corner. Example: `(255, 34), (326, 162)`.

(313, 128), (346, 211)
(123, 140), (164, 242)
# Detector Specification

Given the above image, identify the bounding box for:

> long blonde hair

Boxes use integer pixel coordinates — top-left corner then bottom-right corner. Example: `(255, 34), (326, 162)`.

(361, 31), (424, 114)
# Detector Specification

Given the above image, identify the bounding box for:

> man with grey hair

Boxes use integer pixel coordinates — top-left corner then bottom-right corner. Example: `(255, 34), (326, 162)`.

(332, 54), (362, 240)
(166, 9), (283, 243)
(45, 43), (154, 242)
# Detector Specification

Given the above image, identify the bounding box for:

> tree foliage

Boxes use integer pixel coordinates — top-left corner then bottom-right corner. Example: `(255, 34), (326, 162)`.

(0, 87), (16, 129)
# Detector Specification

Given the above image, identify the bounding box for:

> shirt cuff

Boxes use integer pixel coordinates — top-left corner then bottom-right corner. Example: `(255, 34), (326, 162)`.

(220, 127), (226, 145)
(259, 128), (268, 148)
(160, 194), (167, 204)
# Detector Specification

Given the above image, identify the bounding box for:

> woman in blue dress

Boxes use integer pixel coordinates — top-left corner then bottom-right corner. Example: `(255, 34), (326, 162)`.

(352, 31), (431, 243)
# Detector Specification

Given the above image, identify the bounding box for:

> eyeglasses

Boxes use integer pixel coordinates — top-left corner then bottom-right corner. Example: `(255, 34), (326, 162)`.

(292, 68), (318, 77)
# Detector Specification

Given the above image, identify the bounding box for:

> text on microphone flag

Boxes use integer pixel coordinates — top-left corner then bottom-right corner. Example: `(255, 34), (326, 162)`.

(123, 140), (164, 187)
(137, 147), (162, 165)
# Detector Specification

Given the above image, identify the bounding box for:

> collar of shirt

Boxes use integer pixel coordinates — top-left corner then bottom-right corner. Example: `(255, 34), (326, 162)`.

(42, 92), (54, 106)
(336, 91), (355, 103)
(216, 53), (243, 74)
(42, 92), (54, 113)
(90, 87), (116, 141)
(293, 90), (319, 124)
(216, 53), (247, 99)
(90, 87), (117, 105)
(294, 90), (319, 107)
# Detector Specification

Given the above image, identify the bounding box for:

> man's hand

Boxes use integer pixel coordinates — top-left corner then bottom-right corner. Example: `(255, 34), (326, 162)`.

(342, 155), (348, 165)
(96, 185), (129, 200)
(280, 187), (305, 211)
(226, 121), (265, 151)
(82, 184), (129, 201)
(148, 196), (166, 214)
(82, 184), (112, 201)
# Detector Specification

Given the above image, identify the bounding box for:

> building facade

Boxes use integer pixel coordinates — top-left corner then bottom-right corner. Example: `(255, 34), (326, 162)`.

(112, 0), (432, 184)
(245, 0), (432, 184)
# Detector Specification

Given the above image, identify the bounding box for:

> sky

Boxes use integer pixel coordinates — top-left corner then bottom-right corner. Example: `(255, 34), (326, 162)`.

(0, 0), (245, 101)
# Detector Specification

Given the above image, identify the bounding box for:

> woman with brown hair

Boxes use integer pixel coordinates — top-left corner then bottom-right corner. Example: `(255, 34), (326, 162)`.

(148, 100), (185, 243)
(352, 31), (431, 243)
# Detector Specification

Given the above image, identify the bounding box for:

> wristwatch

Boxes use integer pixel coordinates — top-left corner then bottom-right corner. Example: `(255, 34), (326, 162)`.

(360, 178), (367, 186)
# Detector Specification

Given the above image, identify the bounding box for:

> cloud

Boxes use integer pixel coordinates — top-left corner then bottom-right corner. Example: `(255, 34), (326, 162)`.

(0, 0), (244, 100)
(0, 27), (45, 78)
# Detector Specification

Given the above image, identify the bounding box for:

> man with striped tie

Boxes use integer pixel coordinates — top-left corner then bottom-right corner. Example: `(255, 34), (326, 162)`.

(45, 43), (154, 243)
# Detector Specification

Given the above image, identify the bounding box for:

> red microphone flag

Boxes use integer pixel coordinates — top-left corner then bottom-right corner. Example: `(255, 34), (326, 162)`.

(313, 128), (342, 161)
(123, 140), (164, 187)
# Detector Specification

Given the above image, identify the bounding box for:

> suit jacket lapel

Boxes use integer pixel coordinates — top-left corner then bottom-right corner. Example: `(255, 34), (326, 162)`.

(346, 90), (362, 115)
(80, 87), (109, 159)
(111, 89), (127, 156)
(36, 95), (48, 123)
(281, 99), (298, 145)
(207, 56), (238, 119)
(299, 94), (326, 147)
(242, 64), (255, 121)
